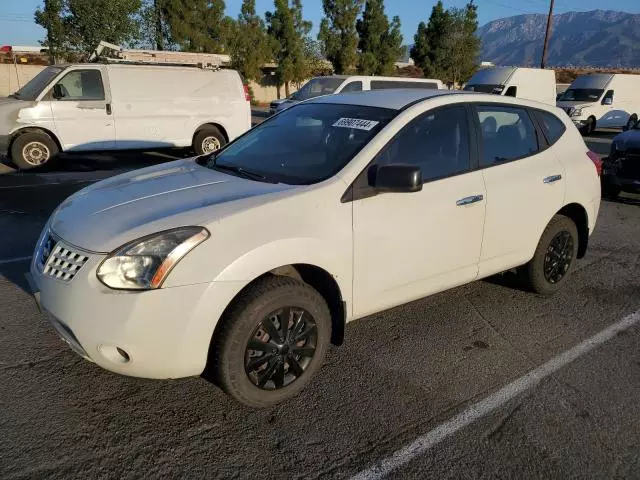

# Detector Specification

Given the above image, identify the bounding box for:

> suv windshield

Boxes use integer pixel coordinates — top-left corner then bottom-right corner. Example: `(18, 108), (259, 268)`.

(205, 103), (395, 185)
(11, 66), (65, 101)
(291, 77), (345, 101)
(560, 88), (604, 102)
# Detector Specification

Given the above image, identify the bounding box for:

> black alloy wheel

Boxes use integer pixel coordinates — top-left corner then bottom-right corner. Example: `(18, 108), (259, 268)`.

(245, 307), (317, 390)
(543, 230), (574, 284)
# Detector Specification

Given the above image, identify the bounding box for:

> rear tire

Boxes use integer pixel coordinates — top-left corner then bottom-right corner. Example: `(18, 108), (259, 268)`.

(602, 182), (621, 200)
(10, 131), (59, 169)
(207, 276), (331, 408)
(193, 126), (226, 156)
(522, 215), (579, 296)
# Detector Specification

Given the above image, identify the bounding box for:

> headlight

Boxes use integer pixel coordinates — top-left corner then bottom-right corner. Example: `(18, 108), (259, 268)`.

(97, 227), (209, 290)
(571, 108), (583, 117)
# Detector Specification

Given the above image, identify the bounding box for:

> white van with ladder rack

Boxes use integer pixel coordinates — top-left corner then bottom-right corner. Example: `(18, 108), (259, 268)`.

(0, 42), (251, 169)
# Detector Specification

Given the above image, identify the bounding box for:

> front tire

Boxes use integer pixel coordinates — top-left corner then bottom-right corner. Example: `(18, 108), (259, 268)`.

(207, 276), (331, 408)
(624, 114), (638, 132)
(10, 131), (59, 169)
(582, 116), (596, 136)
(523, 215), (579, 296)
(193, 126), (226, 156)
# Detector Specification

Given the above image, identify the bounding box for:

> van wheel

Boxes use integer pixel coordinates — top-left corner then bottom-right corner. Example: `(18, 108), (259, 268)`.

(193, 127), (226, 156)
(207, 276), (331, 408)
(624, 114), (637, 132)
(583, 116), (596, 136)
(522, 215), (579, 296)
(11, 131), (59, 169)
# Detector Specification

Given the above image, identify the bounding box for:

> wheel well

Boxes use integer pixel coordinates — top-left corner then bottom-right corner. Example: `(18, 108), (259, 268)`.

(558, 203), (589, 258)
(211, 264), (346, 352)
(9, 127), (62, 156)
(193, 123), (229, 143)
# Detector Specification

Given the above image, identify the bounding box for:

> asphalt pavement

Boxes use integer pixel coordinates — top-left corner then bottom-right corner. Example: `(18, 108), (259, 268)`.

(1, 127), (640, 479)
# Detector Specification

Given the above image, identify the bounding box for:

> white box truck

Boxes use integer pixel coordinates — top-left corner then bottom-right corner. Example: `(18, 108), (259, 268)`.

(464, 67), (557, 105)
(0, 44), (251, 169)
(557, 73), (640, 134)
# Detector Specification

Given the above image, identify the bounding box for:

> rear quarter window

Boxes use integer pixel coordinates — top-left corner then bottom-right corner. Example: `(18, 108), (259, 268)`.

(536, 110), (567, 145)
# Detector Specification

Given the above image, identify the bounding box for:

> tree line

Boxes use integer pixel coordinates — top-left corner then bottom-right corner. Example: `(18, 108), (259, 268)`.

(35, 0), (480, 91)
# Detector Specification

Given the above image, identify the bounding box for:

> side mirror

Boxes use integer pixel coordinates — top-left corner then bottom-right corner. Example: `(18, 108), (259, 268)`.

(602, 97), (613, 106)
(52, 84), (64, 100)
(370, 164), (422, 193)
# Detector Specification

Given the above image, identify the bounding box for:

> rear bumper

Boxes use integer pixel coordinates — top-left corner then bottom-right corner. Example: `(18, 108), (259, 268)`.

(603, 174), (640, 193)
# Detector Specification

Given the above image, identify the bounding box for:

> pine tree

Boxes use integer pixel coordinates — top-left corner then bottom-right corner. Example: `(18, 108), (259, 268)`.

(36, 0), (142, 56)
(267, 0), (307, 95)
(439, 1), (480, 85)
(164, 0), (230, 53)
(356, 0), (403, 76)
(410, 1), (451, 78)
(318, 0), (364, 74)
(138, 0), (173, 50)
(229, 0), (273, 83)
(34, 0), (67, 62)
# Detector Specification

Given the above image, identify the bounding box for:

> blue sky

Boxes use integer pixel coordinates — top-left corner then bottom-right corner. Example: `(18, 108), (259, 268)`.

(1, 0), (639, 47)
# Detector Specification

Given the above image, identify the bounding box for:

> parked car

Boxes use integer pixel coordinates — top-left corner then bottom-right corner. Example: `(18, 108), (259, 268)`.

(271, 75), (444, 114)
(602, 118), (640, 198)
(557, 73), (640, 135)
(0, 63), (251, 169)
(464, 67), (557, 105)
(29, 90), (601, 407)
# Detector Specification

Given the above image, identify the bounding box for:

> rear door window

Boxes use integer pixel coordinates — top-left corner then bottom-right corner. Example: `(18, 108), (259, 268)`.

(475, 106), (539, 166)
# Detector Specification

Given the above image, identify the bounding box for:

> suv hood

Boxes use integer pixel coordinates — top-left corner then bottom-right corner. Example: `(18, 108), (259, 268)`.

(50, 159), (294, 252)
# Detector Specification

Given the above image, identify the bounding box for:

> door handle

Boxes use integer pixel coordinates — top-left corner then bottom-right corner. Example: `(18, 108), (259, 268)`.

(543, 174), (562, 184)
(106, 103), (112, 115)
(456, 194), (484, 206)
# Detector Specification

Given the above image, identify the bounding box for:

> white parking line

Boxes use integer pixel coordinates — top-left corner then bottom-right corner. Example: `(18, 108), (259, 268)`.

(350, 309), (640, 480)
(0, 256), (32, 266)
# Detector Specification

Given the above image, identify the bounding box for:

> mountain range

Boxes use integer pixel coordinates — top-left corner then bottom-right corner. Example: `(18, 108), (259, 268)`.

(478, 10), (640, 67)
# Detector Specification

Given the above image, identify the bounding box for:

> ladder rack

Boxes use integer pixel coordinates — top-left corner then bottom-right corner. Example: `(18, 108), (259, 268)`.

(89, 41), (230, 70)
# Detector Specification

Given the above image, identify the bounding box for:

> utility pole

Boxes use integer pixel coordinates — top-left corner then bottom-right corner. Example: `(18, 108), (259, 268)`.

(540, 0), (555, 68)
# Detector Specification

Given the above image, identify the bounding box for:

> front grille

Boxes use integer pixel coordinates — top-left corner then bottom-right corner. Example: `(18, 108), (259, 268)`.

(37, 232), (89, 282)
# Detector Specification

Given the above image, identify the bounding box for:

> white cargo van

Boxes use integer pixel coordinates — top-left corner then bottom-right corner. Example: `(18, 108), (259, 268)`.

(464, 67), (557, 105)
(557, 73), (640, 134)
(271, 75), (444, 114)
(0, 63), (251, 169)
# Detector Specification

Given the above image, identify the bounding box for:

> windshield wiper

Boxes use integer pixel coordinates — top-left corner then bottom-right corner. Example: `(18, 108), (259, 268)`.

(212, 163), (274, 183)
(8, 93), (20, 99)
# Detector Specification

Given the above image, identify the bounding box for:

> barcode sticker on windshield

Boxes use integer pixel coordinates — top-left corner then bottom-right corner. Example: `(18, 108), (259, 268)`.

(333, 118), (379, 131)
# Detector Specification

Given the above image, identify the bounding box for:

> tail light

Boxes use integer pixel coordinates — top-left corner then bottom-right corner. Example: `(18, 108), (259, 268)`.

(587, 151), (602, 176)
(243, 84), (251, 102)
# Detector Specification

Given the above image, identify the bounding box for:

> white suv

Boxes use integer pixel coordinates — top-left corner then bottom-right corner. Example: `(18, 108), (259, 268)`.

(29, 90), (601, 407)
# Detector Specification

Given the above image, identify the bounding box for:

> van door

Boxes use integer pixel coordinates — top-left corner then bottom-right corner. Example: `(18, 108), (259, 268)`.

(47, 67), (115, 151)
(597, 89), (623, 128)
(474, 104), (565, 277)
